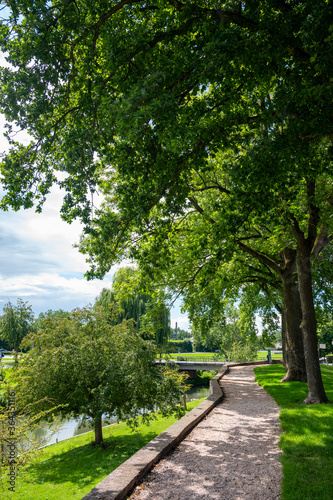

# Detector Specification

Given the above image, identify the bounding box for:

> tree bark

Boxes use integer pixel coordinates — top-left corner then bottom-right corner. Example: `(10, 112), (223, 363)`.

(280, 249), (307, 383)
(296, 244), (328, 403)
(94, 414), (103, 445)
(281, 308), (287, 367)
(237, 242), (306, 383)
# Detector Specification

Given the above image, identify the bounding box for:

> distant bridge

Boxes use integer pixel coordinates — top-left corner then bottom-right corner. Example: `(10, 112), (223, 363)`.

(154, 359), (225, 375)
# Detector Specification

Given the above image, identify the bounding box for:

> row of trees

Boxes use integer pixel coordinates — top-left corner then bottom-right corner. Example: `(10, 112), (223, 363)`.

(0, 1), (333, 403)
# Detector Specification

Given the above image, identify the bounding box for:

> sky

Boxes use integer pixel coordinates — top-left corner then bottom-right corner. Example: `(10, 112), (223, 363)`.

(0, 55), (189, 329)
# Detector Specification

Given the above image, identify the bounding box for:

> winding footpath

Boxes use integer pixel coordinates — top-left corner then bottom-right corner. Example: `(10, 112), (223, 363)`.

(129, 365), (282, 500)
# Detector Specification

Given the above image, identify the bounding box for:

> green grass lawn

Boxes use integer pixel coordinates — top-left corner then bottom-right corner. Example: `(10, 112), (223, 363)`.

(167, 352), (218, 358)
(0, 358), (16, 367)
(256, 351), (282, 360)
(254, 364), (333, 500)
(165, 351), (282, 362)
(2, 398), (206, 500)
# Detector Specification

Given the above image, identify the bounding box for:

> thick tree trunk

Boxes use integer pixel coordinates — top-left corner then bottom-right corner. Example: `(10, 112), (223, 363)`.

(94, 414), (103, 445)
(280, 249), (307, 382)
(297, 246), (328, 403)
(281, 309), (287, 367)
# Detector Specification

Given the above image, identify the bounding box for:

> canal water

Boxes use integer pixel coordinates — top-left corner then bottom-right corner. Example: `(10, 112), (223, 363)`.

(38, 385), (210, 446)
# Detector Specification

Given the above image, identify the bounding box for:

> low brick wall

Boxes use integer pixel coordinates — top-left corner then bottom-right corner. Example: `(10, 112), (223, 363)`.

(81, 366), (229, 500)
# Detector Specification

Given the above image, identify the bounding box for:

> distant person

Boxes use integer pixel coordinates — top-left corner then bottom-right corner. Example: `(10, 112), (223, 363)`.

(267, 349), (272, 364)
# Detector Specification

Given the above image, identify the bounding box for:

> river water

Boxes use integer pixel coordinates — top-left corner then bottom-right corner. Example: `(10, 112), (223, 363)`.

(37, 385), (210, 446)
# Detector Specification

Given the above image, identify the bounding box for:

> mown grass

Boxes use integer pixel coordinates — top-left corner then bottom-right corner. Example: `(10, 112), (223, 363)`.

(167, 352), (218, 359)
(254, 365), (333, 500)
(2, 398), (206, 500)
(166, 350), (282, 362)
(0, 358), (16, 367)
(256, 351), (282, 361)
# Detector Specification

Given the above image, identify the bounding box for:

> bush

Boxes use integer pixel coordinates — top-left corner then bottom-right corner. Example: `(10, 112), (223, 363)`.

(225, 341), (258, 363)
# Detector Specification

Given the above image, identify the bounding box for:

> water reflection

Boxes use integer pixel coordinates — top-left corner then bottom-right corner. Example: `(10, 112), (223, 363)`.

(42, 385), (210, 446)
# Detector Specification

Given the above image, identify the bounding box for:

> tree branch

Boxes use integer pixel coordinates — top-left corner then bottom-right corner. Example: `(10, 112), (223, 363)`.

(237, 241), (282, 276)
(188, 196), (216, 224)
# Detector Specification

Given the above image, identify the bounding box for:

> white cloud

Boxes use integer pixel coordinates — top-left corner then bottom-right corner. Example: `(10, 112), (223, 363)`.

(0, 181), (114, 314)
(0, 272), (114, 313)
(0, 273), (110, 297)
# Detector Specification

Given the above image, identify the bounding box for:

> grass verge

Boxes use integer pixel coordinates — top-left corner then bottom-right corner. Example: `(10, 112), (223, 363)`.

(2, 398), (207, 500)
(0, 359), (16, 367)
(166, 351), (282, 361)
(254, 364), (333, 500)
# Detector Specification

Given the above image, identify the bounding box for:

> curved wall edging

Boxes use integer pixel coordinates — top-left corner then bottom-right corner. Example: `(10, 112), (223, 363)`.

(82, 366), (229, 500)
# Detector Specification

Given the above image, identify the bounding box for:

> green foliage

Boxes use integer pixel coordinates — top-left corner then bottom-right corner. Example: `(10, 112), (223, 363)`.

(225, 341), (258, 363)
(15, 306), (187, 444)
(254, 365), (333, 500)
(96, 267), (171, 345)
(0, 369), (62, 492)
(1, 398), (206, 500)
(171, 327), (191, 341)
(1, 0), (333, 401)
(193, 303), (259, 360)
(316, 309), (333, 355)
(0, 299), (34, 352)
(33, 309), (70, 332)
(189, 370), (217, 387)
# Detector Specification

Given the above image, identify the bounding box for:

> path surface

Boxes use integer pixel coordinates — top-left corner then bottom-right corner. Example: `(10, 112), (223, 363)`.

(129, 365), (282, 500)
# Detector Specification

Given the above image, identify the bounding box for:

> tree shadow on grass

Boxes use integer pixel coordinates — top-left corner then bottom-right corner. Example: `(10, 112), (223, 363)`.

(255, 364), (333, 500)
(23, 430), (157, 489)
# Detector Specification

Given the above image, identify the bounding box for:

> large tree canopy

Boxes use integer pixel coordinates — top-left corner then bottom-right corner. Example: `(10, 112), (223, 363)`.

(0, 0), (332, 219)
(1, 1), (333, 403)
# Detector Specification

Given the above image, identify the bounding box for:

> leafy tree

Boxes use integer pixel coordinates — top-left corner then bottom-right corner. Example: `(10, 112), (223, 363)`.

(171, 327), (191, 341)
(33, 309), (69, 332)
(317, 317), (333, 356)
(1, 1), (333, 404)
(225, 342), (258, 364)
(96, 267), (171, 345)
(0, 398), (61, 491)
(16, 306), (186, 445)
(192, 303), (259, 361)
(0, 299), (34, 353)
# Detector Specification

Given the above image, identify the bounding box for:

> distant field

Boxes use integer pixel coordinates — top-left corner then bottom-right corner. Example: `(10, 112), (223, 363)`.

(0, 356), (16, 366)
(165, 351), (283, 362)
(165, 352), (221, 361)
(257, 351), (283, 360)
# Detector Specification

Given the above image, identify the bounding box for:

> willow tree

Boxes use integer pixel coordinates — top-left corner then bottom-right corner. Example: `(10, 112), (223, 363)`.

(96, 267), (171, 345)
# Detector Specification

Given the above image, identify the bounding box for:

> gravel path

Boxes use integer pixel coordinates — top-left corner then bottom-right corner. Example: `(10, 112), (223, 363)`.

(129, 365), (282, 500)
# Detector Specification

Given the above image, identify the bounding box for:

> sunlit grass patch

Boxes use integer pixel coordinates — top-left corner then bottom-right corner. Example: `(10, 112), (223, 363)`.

(254, 365), (333, 500)
(3, 398), (206, 500)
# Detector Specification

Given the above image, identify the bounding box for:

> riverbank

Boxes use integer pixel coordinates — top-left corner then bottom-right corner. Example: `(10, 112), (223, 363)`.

(1, 398), (206, 500)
